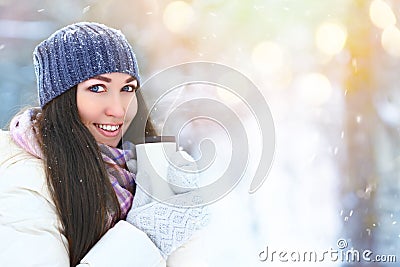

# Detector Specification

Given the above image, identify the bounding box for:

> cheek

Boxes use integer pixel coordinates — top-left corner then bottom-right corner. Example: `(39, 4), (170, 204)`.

(125, 96), (138, 121)
(123, 96), (138, 129)
(77, 94), (97, 124)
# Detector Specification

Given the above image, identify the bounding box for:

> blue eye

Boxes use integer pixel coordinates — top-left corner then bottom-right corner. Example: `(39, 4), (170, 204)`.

(122, 85), (136, 92)
(89, 85), (106, 93)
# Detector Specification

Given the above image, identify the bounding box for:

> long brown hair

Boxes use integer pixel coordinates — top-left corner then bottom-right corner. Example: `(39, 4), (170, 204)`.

(36, 86), (121, 266)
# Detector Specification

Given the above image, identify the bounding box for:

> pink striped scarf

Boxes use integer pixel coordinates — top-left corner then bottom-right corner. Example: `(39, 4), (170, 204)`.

(10, 108), (135, 219)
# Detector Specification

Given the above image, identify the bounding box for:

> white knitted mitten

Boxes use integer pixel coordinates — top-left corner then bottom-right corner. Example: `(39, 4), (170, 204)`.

(126, 144), (208, 258)
(126, 193), (208, 258)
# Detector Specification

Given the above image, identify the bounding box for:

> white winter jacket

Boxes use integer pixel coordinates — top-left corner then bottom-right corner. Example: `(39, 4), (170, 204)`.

(0, 130), (204, 267)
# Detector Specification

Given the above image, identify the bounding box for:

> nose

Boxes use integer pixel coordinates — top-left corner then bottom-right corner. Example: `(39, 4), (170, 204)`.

(104, 93), (125, 118)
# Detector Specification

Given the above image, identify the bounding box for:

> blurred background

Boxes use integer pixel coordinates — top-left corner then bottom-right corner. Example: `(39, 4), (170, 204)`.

(1, 0), (400, 266)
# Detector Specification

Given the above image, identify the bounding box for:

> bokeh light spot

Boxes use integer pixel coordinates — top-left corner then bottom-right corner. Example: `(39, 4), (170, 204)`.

(381, 25), (400, 57)
(296, 73), (332, 106)
(316, 22), (347, 56)
(369, 0), (396, 29)
(252, 41), (285, 75)
(163, 1), (194, 34)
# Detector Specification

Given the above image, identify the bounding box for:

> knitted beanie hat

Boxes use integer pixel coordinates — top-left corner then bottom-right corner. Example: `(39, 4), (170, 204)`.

(33, 22), (140, 107)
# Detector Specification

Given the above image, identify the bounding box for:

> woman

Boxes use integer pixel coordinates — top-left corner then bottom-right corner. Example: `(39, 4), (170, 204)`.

(0, 22), (206, 267)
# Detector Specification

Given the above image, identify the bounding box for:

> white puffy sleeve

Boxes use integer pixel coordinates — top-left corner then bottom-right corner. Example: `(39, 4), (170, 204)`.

(78, 221), (166, 267)
(0, 154), (70, 267)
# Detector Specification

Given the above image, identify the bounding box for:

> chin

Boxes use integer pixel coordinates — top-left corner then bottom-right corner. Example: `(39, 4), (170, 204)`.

(104, 140), (119, 147)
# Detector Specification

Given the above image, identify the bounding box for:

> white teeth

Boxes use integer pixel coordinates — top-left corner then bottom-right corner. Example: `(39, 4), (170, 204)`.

(97, 124), (120, 132)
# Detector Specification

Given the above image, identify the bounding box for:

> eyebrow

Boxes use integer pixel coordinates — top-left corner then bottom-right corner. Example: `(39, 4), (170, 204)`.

(125, 77), (136, 83)
(90, 75), (136, 84)
(91, 75), (111, 83)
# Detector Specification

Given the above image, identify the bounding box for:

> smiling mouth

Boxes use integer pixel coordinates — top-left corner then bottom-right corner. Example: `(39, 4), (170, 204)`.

(95, 123), (121, 132)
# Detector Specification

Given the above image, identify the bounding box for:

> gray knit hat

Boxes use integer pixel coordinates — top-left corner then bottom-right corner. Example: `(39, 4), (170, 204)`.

(33, 22), (140, 107)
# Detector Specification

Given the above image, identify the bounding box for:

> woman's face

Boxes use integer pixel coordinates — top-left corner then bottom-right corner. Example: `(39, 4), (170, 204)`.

(76, 72), (138, 147)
